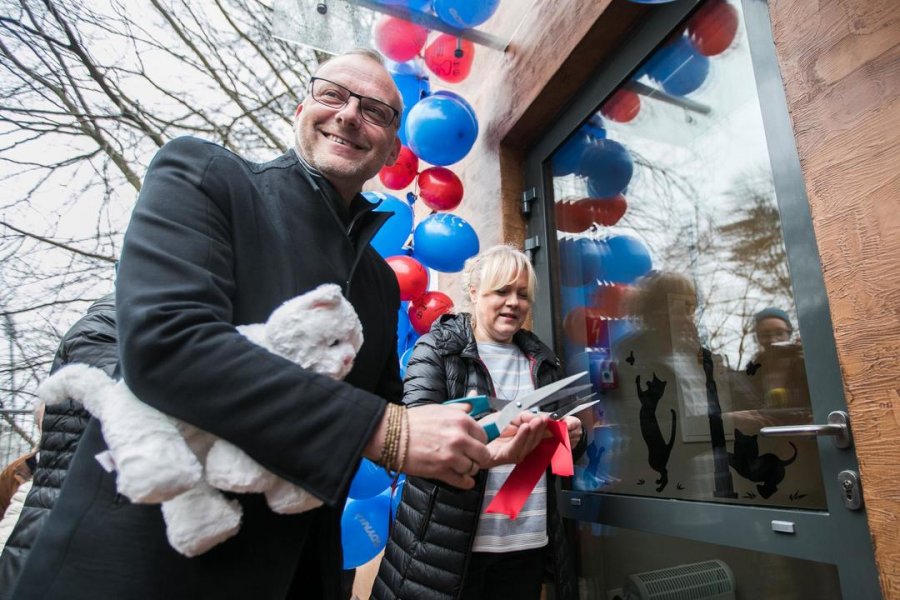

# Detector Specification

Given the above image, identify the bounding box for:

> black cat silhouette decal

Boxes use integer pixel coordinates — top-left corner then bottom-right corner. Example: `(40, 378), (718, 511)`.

(636, 374), (675, 492)
(728, 428), (797, 499)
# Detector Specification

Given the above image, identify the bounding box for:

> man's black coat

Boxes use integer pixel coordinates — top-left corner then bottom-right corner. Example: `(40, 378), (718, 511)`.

(13, 137), (402, 599)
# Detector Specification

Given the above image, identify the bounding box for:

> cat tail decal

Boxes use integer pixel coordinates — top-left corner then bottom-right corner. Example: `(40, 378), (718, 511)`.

(667, 408), (677, 454)
(783, 441), (798, 467)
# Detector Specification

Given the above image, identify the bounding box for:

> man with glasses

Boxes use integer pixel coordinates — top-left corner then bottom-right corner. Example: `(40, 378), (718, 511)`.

(11, 49), (527, 600)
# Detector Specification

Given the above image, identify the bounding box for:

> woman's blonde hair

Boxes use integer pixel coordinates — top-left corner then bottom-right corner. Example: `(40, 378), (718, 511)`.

(461, 244), (536, 308)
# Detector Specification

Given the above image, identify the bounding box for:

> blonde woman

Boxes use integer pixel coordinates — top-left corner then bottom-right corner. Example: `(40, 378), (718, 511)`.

(373, 244), (584, 600)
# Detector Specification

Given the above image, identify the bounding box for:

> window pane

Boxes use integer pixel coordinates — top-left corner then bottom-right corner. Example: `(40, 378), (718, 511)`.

(576, 524), (841, 599)
(548, 0), (825, 510)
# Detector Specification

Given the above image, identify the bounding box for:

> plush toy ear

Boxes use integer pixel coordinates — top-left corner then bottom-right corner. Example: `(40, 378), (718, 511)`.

(306, 283), (344, 311)
(272, 284), (343, 317)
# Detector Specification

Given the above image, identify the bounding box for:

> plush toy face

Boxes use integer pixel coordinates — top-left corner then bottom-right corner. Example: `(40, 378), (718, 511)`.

(264, 284), (364, 380)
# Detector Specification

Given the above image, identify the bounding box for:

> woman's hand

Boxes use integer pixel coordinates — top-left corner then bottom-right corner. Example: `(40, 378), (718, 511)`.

(563, 416), (583, 448)
(483, 411), (551, 468)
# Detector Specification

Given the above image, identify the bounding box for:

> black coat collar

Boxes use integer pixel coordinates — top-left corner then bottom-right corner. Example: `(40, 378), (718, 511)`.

(428, 312), (558, 366)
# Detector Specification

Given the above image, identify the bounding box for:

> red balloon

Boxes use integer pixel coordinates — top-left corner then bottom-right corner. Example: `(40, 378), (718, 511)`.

(372, 16), (429, 63)
(408, 291), (454, 334)
(591, 283), (631, 319)
(687, 0), (739, 57)
(563, 307), (610, 348)
(555, 195), (628, 232)
(417, 167), (463, 211)
(423, 34), (475, 83)
(379, 146), (419, 190)
(601, 89), (641, 123)
(386, 255), (429, 301)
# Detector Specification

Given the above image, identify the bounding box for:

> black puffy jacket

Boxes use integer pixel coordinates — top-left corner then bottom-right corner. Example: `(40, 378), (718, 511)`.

(372, 313), (581, 600)
(0, 293), (117, 597)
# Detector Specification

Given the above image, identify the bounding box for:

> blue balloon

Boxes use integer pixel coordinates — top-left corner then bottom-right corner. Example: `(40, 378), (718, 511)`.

(349, 458), (393, 500)
(602, 234), (652, 284)
(552, 135), (588, 177)
(413, 213), (479, 272)
(645, 36), (710, 96)
(363, 192), (413, 257)
(405, 93), (478, 166)
(559, 237), (609, 287)
(553, 116), (607, 177)
(390, 479), (406, 519)
(582, 114), (606, 140)
(390, 65), (431, 146)
(431, 90), (476, 124)
(399, 346), (414, 379)
(433, 0), (499, 28)
(341, 493), (391, 569)
(581, 139), (634, 198)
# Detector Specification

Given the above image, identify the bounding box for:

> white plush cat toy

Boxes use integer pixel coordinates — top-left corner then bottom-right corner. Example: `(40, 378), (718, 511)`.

(38, 283), (363, 557)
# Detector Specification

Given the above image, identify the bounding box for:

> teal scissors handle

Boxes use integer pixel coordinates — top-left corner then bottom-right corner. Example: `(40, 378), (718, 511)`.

(444, 395), (492, 419)
(443, 396), (505, 440)
(481, 421), (501, 442)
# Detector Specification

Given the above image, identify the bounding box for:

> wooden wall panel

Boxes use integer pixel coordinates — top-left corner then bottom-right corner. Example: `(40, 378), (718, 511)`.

(767, 1), (899, 597)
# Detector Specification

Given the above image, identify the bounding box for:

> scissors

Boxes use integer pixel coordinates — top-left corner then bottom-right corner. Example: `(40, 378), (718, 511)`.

(444, 371), (589, 441)
(549, 393), (599, 421)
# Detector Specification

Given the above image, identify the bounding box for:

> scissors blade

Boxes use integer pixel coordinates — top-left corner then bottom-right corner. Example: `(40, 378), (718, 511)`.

(482, 371), (588, 440)
(528, 383), (593, 412)
(551, 394), (599, 420)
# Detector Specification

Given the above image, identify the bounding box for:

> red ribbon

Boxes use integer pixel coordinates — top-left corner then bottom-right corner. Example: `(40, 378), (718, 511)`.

(485, 420), (573, 519)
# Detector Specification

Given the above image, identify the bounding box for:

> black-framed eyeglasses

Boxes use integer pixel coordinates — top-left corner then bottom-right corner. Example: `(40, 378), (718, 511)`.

(308, 77), (400, 128)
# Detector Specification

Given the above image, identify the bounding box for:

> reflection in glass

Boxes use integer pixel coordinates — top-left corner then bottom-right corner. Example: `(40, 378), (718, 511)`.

(548, 0), (824, 510)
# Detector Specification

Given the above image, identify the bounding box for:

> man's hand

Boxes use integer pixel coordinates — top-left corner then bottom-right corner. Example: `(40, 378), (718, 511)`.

(366, 403), (490, 490)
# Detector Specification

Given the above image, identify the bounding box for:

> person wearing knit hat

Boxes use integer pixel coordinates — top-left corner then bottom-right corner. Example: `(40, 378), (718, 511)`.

(744, 306), (810, 411)
(753, 307), (793, 351)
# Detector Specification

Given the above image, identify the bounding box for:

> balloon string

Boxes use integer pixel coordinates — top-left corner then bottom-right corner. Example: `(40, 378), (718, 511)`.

(407, 176), (419, 206)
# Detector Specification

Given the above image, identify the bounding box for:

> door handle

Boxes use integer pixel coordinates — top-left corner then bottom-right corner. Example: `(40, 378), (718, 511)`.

(759, 410), (851, 449)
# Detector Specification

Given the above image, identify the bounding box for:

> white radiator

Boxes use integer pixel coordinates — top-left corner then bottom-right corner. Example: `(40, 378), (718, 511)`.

(623, 559), (736, 600)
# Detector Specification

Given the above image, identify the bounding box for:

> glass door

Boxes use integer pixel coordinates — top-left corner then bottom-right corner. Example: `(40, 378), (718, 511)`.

(524, 1), (880, 598)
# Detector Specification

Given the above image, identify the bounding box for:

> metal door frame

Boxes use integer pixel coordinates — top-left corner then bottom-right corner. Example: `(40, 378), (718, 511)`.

(523, 1), (881, 597)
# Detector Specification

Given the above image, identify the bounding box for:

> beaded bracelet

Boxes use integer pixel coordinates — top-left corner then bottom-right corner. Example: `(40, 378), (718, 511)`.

(392, 405), (410, 477)
(378, 403), (404, 472)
